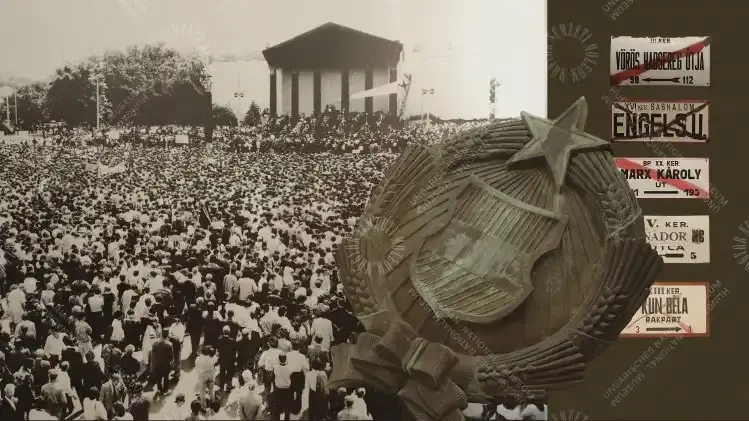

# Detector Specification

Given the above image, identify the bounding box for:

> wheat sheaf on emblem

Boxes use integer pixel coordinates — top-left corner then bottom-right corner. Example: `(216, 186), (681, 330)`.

(550, 409), (590, 421)
(345, 216), (406, 278)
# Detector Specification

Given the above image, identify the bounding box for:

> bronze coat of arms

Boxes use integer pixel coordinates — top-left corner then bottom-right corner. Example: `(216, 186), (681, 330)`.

(330, 98), (662, 421)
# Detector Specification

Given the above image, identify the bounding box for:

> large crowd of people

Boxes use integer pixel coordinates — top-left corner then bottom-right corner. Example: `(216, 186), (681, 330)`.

(0, 117), (546, 421)
(19, 109), (492, 154)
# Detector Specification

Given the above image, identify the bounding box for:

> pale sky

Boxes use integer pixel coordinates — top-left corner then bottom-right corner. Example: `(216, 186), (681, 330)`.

(0, 0), (546, 119)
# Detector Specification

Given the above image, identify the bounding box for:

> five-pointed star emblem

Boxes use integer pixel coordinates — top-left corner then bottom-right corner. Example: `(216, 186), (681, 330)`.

(507, 97), (611, 189)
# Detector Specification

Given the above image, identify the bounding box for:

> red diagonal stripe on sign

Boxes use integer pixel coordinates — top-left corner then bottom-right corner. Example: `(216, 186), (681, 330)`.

(610, 37), (711, 85)
(615, 158), (709, 198)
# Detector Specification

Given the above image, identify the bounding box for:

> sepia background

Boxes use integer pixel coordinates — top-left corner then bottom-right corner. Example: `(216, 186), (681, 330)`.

(548, 1), (748, 419)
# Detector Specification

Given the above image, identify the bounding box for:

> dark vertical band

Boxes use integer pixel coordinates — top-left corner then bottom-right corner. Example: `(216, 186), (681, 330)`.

(341, 69), (349, 114)
(313, 71), (322, 115)
(291, 71), (299, 120)
(269, 68), (277, 116)
(365, 65), (373, 114)
(389, 67), (398, 116)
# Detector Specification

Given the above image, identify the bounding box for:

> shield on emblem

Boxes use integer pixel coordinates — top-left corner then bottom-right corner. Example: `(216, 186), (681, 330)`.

(410, 175), (568, 324)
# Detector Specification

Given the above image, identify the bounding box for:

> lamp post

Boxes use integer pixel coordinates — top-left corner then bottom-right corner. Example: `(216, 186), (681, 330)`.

(233, 73), (244, 129)
(88, 74), (101, 131)
(4, 96), (9, 128)
(489, 79), (500, 120)
(0, 86), (12, 128)
(421, 88), (434, 122)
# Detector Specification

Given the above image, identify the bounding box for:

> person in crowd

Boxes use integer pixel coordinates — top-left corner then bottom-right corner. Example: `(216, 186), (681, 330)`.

(0, 383), (23, 421)
(147, 327), (173, 393)
(270, 353), (293, 421)
(167, 393), (189, 421)
(167, 316), (185, 379)
(217, 325), (237, 392)
(306, 359), (328, 421)
(128, 395), (150, 421)
(337, 395), (366, 421)
(287, 340), (308, 414)
(194, 346), (217, 408)
(112, 402), (133, 421)
(100, 373), (128, 419)
(235, 370), (262, 420)
(29, 396), (56, 420)
(185, 399), (204, 421)
(82, 386), (108, 420)
(40, 370), (67, 419)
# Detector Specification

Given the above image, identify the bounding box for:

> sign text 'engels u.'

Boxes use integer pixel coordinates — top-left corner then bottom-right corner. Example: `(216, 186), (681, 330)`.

(644, 215), (710, 264)
(610, 36), (710, 86)
(611, 100), (709, 143)
(621, 282), (709, 338)
(615, 157), (709, 199)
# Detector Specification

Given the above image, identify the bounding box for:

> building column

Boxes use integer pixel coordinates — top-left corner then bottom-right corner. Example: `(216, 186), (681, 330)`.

(269, 68), (277, 116)
(365, 65), (373, 114)
(389, 67), (398, 116)
(313, 71), (322, 115)
(291, 70), (299, 120)
(341, 69), (349, 114)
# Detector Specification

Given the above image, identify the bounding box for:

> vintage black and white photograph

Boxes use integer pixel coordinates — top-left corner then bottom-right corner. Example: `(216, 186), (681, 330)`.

(0, 0), (545, 419)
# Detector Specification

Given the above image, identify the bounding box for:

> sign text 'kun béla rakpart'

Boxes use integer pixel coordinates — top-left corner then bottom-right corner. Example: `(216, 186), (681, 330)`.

(621, 282), (709, 338)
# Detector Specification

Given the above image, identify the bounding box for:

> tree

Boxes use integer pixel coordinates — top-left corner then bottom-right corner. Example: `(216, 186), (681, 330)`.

(15, 83), (48, 129)
(243, 101), (261, 126)
(212, 104), (237, 127)
(45, 62), (112, 127)
(98, 43), (210, 126)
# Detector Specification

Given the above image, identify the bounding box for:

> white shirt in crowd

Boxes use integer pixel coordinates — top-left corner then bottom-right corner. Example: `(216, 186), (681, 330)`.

(23, 277), (37, 294)
(88, 294), (104, 312)
(311, 317), (334, 350)
(195, 354), (217, 381)
(168, 322), (186, 342)
(44, 333), (66, 357)
(273, 363), (292, 389)
(286, 350), (309, 373)
(236, 276), (257, 300)
(83, 397), (108, 420)
(258, 348), (281, 372)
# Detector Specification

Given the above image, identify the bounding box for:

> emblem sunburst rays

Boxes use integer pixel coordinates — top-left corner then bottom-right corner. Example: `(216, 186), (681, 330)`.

(345, 216), (406, 278)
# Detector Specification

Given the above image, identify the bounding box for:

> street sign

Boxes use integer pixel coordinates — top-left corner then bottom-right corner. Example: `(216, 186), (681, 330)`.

(644, 215), (710, 263)
(616, 157), (709, 199)
(611, 100), (709, 143)
(610, 36), (710, 86)
(621, 282), (709, 337)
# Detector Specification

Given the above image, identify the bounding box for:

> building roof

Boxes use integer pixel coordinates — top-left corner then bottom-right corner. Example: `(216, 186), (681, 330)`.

(263, 22), (403, 69)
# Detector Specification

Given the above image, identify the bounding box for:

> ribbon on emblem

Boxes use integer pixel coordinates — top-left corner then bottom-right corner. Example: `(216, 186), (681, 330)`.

(328, 311), (476, 421)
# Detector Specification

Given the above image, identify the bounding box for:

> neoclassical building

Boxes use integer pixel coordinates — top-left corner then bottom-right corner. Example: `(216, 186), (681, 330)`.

(262, 22), (403, 118)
